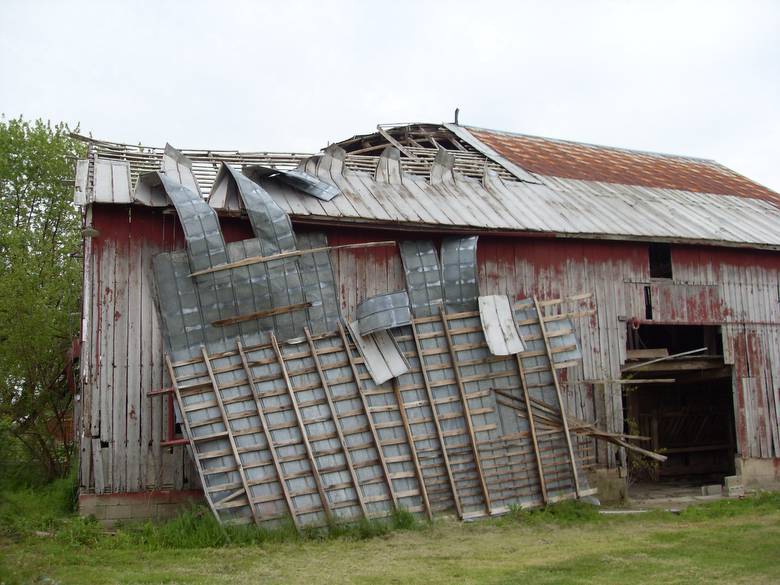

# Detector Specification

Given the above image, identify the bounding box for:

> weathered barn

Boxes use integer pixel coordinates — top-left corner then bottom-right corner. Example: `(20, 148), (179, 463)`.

(73, 123), (780, 523)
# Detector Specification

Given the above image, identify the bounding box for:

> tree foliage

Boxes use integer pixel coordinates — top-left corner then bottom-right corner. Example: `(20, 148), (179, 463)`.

(0, 116), (84, 484)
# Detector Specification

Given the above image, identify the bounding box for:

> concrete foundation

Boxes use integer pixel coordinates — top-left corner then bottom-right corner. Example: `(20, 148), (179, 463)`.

(78, 490), (205, 527)
(587, 468), (627, 503)
(735, 457), (780, 489)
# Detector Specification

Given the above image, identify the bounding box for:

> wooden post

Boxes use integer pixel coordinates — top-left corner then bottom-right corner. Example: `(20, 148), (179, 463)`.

(514, 354), (548, 504)
(237, 341), (299, 528)
(337, 322), (398, 510)
(304, 328), (368, 519)
(199, 346), (259, 525)
(532, 296), (581, 497)
(164, 354), (220, 522)
(439, 307), (492, 515)
(391, 378), (433, 520)
(410, 320), (462, 518)
(269, 332), (333, 523)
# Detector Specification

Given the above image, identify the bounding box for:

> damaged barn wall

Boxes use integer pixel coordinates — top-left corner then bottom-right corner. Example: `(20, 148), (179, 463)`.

(77, 207), (780, 496)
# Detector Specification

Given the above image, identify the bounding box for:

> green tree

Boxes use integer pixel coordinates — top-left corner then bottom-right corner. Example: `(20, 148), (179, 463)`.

(0, 116), (84, 484)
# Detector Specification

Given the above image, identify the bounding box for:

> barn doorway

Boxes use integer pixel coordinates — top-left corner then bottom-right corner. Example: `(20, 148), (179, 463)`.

(622, 324), (736, 497)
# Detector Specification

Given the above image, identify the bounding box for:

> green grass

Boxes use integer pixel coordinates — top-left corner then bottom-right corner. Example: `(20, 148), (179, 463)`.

(2, 490), (780, 585)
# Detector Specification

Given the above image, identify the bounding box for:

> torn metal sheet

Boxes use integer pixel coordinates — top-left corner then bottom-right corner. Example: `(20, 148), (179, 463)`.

(356, 291), (412, 335)
(133, 171), (170, 206)
(399, 240), (444, 318)
(217, 165), (297, 254)
(478, 295), (526, 355)
(244, 164), (340, 202)
(347, 321), (409, 385)
(440, 236), (479, 312)
(163, 144), (202, 198)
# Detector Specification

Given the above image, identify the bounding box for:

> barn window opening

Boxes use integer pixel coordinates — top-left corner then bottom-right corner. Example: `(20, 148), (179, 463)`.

(649, 243), (673, 279)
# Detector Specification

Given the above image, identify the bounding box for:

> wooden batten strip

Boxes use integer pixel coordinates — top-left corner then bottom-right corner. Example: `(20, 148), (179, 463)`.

(439, 307), (492, 515)
(164, 354), (220, 523)
(270, 332), (333, 522)
(410, 320), (462, 518)
(237, 341), (299, 528)
(212, 302), (312, 327)
(514, 354), (548, 504)
(304, 328), (368, 519)
(532, 296), (581, 497)
(336, 322), (398, 510)
(391, 378), (433, 520)
(189, 241), (397, 277)
(199, 346), (259, 526)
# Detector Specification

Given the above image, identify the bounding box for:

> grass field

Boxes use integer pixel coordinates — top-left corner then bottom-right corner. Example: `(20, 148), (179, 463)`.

(2, 488), (780, 585)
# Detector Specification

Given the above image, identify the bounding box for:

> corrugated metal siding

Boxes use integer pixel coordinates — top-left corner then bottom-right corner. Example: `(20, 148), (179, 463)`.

(78, 213), (780, 494)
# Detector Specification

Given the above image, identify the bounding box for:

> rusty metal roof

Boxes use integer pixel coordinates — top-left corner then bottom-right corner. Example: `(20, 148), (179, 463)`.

(465, 126), (780, 204)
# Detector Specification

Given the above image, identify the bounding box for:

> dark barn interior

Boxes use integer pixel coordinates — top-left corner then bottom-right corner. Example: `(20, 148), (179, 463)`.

(624, 323), (736, 486)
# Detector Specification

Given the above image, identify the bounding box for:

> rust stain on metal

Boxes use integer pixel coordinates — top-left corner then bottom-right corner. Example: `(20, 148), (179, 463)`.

(469, 127), (780, 203)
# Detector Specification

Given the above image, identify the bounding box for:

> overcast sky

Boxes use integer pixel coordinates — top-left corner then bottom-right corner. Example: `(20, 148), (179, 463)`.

(1, 0), (778, 192)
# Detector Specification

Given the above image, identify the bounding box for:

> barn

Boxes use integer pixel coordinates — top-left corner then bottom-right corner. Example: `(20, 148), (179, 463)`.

(72, 122), (780, 524)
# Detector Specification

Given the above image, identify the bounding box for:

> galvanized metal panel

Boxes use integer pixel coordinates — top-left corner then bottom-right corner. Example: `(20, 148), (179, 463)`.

(356, 291), (411, 335)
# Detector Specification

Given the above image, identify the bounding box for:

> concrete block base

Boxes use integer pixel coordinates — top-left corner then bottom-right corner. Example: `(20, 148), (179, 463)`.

(735, 457), (780, 489)
(78, 490), (205, 528)
(587, 468), (627, 503)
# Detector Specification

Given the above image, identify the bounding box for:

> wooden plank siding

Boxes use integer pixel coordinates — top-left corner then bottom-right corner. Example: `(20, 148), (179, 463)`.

(77, 208), (780, 494)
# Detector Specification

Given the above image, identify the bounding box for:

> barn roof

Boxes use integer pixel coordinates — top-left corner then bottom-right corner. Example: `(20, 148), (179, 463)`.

(73, 123), (780, 250)
(465, 126), (780, 203)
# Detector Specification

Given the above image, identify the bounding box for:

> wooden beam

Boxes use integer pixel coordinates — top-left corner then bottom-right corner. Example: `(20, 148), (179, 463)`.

(410, 320), (462, 518)
(269, 332), (333, 523)
(236, 341), (299, 528)
(336, 322), (398, 511)
(439, 307), (492, 515)
(532, 296), (582, 497)
(304, 328), (368, 519)
(199, 346), (259, 525)
(391, 378), (433, 520)
(211, 302), (312, 327)
(190, 241), (397, 277)
(376, 125), (419, 159)
(164, 354), (220, 523)
(513, 354), (548, 504)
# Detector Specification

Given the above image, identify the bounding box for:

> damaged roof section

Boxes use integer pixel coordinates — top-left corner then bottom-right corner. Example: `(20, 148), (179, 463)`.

(72, 122), (780, 249)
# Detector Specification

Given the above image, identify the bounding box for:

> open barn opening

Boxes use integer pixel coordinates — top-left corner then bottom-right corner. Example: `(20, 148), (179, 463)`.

(622, 323), (736, 498)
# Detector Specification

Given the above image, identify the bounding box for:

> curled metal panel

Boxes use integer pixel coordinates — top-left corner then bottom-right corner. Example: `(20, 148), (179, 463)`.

(399, 240), (444, 318)
(244, 164), (341, 202)
(163, 144), (202, 198)
(440, 236), (479, 312)
(222, 165), (297, 254)
(356, 291), (411, 335)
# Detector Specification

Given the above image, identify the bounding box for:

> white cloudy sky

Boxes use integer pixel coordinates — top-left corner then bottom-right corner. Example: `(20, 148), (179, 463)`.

(1, 0), (778, 191)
